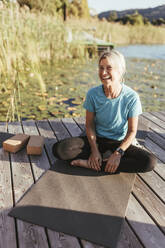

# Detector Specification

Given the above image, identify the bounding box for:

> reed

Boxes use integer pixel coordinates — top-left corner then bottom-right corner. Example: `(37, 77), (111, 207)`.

(1, 3), (165, 121)
(67, 18), (165, 45)
(0, 4), (87, 121)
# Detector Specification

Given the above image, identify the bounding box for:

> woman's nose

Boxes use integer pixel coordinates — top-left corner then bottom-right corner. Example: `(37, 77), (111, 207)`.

(102, 69), (107, 75)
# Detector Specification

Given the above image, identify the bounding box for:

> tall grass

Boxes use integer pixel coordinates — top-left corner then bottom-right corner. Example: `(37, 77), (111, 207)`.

(1, 3), (165, 121)
(0, 4), (87, 121)
(67, 18), (165, 45)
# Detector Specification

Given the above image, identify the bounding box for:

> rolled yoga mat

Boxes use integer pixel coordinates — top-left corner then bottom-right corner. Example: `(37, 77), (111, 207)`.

(9, 161), (136, 248)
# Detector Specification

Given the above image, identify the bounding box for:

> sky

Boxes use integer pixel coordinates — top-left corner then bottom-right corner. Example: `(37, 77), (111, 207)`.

(87, 0), (165, 14)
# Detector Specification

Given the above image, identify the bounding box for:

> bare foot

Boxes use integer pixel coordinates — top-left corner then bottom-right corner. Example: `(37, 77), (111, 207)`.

(70, 159), (88, 168)
(71, 159), (100, 171)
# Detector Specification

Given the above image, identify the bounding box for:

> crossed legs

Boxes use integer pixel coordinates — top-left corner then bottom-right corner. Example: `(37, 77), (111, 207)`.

(52, 136), (157, 173)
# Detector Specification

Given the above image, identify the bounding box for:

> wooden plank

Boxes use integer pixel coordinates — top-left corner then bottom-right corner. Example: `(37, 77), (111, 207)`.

(8, 122), (49, 248)
(145, 137), (165, 163)
(133, 177), (165, 233)
(0, 123), (17, 248)
(137, 115), (150, 145)
(139, 171), (165, 203)
(47, 230), (81, 248)
(7, 122), (34, 203)
(22, 120), (50, 181)
(143, 112), (165, 130)
(154, 160), (165, 180)
(74, 117), (86, 131)
(159, 111), (165, 117)
(146, 130), (165, 151)
(138, 116), (165, 179)
(36, 120), (57, 166)
(49, 118), (70, 140)
(36, 120), (81, 248)
(62, 118), (82, 137)
(117, 220), (143, 248)
(140, 114), (165, 139)
(81, 240), (104, 248)
(126, 194), (165, 248)
(151, 111), (165, 122)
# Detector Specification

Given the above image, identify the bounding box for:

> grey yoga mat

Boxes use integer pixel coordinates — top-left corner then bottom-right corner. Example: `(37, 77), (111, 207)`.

(9, 160), (136, 248)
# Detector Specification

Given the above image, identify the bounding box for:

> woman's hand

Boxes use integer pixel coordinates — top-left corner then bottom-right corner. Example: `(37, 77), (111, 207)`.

(104, 153), (121, 173)
(88, 150), (102, 171)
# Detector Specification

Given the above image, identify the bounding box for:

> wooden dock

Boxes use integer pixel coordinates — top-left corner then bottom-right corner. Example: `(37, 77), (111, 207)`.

(0, 111), (165, 248)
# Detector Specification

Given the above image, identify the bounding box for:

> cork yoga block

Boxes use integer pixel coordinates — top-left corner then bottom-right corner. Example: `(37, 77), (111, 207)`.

(27, 135), (44, 155)
(3, 134), (30, 153)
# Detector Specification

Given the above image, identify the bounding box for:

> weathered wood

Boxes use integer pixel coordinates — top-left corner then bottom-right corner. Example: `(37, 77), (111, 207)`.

(8, 122), (49, 248)
(146, 130), (165, 150)
(133, 176), (165, 233)
(49, 118), (70, 140)
(81, 240), (104, 248)
(7, 123), (34, 203)
(145, 137), (165, 163)
(36, 120), (82, 247)
(141, 114), (165, 139)
(47, 230), (81, 248)
(62, 118), (82, 137)
(74, 117), (85, 131)
(0, 123), (17, 248)
(22, 120), (50, 181)
(117, 220), (143, 248)
(143, 112), (165, 130)
(36, 120), (57, 166)
(138, 115), (165, 179)
(152, 111), (165, 122)
(137, 115), (150, 145)
(1, 115), (165, 248)
(154, 160), (165, 180)
(126, 194), (165, 248)
(139, 171), (165, 203)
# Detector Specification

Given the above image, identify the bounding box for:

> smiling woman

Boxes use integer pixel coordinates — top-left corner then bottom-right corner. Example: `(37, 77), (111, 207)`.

(52, 50), (157, 174)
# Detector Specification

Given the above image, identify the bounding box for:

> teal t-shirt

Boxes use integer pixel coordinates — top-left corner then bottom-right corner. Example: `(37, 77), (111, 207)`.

(83, 84), (142, 140)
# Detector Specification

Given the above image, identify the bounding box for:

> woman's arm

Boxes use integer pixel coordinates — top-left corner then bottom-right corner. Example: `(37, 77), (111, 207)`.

(86, 110), (102, 170)
(117, 116), (138, 152)
(86, 110), (98, 152)
(104, 116), (138, 173)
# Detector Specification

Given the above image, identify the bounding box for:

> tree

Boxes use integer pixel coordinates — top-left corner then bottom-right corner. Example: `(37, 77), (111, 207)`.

(17, 0), (90, 18)
(108, 11), (117, 22)
(119, 11), (144, 25)
(17, 0), (66, 15)
(152, 18), (165, 26)
(67, 0), (89, 18)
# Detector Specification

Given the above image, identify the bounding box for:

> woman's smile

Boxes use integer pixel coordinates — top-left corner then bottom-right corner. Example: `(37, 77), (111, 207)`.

(99, 57), (121, 85)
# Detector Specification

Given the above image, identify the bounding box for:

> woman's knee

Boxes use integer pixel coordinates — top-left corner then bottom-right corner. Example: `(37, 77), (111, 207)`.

(52, 137), (86, 160)
(143, 152), (157, 172)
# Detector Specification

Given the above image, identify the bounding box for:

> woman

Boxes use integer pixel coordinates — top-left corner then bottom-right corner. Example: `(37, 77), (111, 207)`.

(53, 50), (156, 173)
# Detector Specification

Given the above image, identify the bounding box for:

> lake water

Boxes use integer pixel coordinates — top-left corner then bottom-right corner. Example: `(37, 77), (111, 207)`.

(1, 44), (164, 121)
(117, 44), (165, 60)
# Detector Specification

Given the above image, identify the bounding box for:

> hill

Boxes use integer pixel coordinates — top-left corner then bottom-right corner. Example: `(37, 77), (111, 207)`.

(98, 5), (165, 21)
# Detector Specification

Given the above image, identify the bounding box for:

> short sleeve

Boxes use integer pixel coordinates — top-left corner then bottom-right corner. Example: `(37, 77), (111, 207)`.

(128, 94), (142, 118)
(83, 89), (95, 112)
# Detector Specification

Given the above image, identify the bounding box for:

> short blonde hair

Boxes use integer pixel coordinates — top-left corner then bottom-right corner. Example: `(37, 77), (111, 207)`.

(99, 50), (126, 79)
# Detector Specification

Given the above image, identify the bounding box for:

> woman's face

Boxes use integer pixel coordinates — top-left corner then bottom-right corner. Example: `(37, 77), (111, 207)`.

(99, 57), (121, 86)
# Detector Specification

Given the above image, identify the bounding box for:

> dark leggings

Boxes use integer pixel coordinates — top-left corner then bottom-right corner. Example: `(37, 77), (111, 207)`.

(52, 136), (157, 173)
